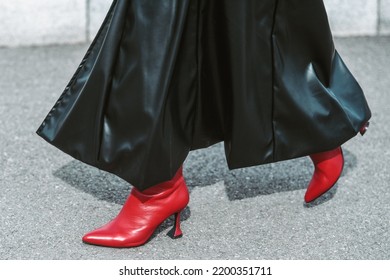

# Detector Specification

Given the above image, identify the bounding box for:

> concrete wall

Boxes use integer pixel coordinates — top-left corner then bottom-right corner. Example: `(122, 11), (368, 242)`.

(0, 0), (86, 47)
(380, 0), (390, 34)
(324, 0), (378, 36)
(1, 0), (389, 47)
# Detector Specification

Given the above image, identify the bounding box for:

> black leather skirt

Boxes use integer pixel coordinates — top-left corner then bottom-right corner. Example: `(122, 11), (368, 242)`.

(36, 0), (371, 190)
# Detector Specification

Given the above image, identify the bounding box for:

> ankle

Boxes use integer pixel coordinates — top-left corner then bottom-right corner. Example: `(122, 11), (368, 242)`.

(140, 166), (184, 195)
(310, 147), (342, 164)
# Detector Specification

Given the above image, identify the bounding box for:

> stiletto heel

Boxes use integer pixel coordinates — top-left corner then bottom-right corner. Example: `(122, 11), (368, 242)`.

(304, 147), (344, 203)
(360, 121), (370, 136)
(168, 212), (183, 239)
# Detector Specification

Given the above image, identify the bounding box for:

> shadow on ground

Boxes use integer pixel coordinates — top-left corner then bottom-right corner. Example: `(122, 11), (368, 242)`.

(53, 143), (357, 204)
(52, 144), (357, 240)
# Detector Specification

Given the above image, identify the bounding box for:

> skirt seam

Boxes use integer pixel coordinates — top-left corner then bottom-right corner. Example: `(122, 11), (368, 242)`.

(190, 0), (203, 150)
(270, 0), (279, 162)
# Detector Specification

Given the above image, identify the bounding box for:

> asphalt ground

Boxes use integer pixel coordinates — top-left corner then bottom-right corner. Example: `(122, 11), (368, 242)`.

(0, 37), (389, 260)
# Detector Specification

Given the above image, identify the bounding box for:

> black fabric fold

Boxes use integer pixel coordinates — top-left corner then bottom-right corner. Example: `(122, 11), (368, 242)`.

(37, 0), (371, 190)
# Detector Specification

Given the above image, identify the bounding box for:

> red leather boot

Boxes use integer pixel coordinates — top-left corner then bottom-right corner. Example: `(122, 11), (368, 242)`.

(82, 166), (189, 247)
(304, 147), (344, 203)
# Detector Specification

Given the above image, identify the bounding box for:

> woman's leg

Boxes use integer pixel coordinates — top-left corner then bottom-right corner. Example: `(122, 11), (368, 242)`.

(82, 166), (189, 247)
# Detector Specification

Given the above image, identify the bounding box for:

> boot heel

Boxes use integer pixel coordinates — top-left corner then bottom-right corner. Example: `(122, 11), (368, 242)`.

(360, 121), (370, 136)
(168, 212), (183, 239)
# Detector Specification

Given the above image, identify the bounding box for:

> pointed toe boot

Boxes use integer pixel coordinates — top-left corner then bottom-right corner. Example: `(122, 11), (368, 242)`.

(304, 147), (344, 203)
(82, 166), (189, 247)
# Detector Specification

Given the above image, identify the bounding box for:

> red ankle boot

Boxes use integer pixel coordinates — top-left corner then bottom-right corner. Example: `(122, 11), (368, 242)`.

(82, 166), (189, 247)
(304, 147), (344, 203)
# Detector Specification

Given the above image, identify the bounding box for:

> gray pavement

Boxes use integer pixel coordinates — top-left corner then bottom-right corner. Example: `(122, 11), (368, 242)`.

(0, 37), (389, 260)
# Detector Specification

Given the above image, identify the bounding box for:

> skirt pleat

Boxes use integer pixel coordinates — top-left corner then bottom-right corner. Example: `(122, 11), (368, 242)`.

(37, 0), (371, 190)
